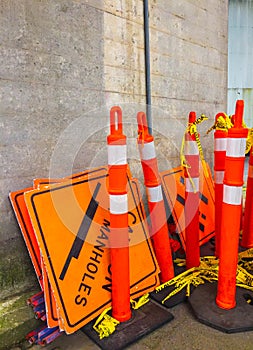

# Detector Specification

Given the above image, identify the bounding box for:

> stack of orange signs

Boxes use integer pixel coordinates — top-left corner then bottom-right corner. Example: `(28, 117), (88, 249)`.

(160, 162), (215, 251)
(9, 166), (160, 334)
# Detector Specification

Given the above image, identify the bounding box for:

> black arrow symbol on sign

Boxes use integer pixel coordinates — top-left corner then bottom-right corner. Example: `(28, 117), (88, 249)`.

(59, 182), (101, 281)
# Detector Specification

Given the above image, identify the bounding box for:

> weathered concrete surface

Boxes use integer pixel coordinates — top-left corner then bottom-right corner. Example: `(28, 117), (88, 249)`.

(0, 290), (41, 350)
(0, 239), (39, 301)
(103, 0), (228, 168)
(0, 0), (104, 299)
(0, 0), (104, 241)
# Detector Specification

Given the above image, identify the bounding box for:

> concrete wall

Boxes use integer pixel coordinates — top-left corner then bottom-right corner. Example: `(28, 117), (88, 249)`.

(0, 0), (105, 298)
(0, 0), (228, 299)
(103, 0), (228, 169)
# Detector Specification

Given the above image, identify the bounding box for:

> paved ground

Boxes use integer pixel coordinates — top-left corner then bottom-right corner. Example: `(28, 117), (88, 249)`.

(11, 300), (253, 350)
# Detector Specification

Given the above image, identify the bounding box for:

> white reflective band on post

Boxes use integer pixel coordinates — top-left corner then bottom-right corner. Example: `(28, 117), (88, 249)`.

(108, 145), (127, 165)
(226, 138), (246, 157)
(185, 177), (199, 192)
(109, 194), (128, 214)
(214, 170), (225, 184)
(215, 138), (227, 151)
(248, 165), (253, 179)
(147, 185), (163, 203)
(223, 185), (242, 205)
(138, 141), (156, 160)
(185, 140), (199, 155)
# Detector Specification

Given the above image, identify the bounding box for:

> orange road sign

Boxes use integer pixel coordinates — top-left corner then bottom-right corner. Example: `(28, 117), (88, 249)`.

(32, 166), (109, 189)
(161, 162), (215, 251)
(41, 259), (60, 328)
(25, 174), (159, 334)
(9, 188), (43, 289)
(9, 167), (110, 329)
(10, 188), (59, 328)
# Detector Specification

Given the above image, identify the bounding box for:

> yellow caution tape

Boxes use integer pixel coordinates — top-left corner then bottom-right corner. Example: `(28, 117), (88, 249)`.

(238, 248), (253, 259)
(130, 293), (149, 310)
(206, 113), (232, 134)
(93, 307), (120, 340)
(173, 258), (187, 267)
(231, 118), (252, 155)
(155, 251), (253, 305)
(240, 120), (252, 154)
(93, 294), (150, 339)
(239, 119), (253, 155)
(187, 115), (208, 171)
(236, 266), (253, 292)
(238, 248), (253, 272)
(181, 114), (208, 192)
(245, 128), (253, 155)
(207, 114), (252, 154)
(93, 250), (253, 338)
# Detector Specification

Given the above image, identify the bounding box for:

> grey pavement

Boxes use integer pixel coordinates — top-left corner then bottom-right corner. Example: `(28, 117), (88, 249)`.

(11, 302), (253, 350)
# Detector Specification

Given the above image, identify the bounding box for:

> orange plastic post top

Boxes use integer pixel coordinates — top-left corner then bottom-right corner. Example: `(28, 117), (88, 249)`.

(188, 111), (196, 124)
(108, 106), (125, 143)
(233, 100), (244, 128)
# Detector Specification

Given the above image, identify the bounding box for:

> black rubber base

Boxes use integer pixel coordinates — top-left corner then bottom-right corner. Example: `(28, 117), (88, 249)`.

(150, 284), (187, 308)
(188, 282), (253, 333)
(200, 238), (215, 257)
(81, 301), (174, 350)
(150, 264), (187, 308)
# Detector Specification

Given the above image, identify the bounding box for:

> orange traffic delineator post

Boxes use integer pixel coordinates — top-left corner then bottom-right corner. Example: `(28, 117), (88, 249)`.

(137, 111), (174, 283)
(184, 111), (200, 269)
(82, 107), (174, 350)
(213, 113), (228, 257)
(241, 146), (253, 248)
(216, 100), (248, 310)
(189, 100), (253, 333)
(137, 112), (187, 308)
(107, 106), (131, 323)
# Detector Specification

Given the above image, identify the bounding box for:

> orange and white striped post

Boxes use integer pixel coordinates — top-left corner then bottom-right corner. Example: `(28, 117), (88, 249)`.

(241, 146), (253, 248)
(184, 111), (200, 269)
(216, 100), (248, 309)
(213, 113), (228, 257)
(107, 106), (131, 322)
(137, 112), (174, 283)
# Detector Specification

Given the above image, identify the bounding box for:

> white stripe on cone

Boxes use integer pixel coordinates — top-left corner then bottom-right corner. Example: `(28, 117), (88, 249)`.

(215, 138), (227, 151)
(226, 138), (246, 158)
(223, 185), (242, 205)
(138, 141), (156, 160)
(147, 185), (163, 203)
(185, 140), (199, 155)
(108, 145), (127, 165)
(110, 194), (128, 214)
(185, 177), (199, 192)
